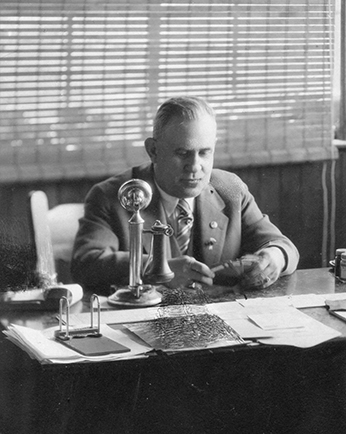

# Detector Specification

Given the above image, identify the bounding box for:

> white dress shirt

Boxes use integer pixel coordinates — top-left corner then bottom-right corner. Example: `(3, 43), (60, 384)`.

(155, 182), (195, 235)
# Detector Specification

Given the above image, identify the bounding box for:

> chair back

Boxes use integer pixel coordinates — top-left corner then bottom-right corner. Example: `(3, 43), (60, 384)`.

(48, 203), (84, 263)
(29, 191), (84, 283)
(29, 190), (56, 282)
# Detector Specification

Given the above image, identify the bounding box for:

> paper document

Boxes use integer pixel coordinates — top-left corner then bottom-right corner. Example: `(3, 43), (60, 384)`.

(237, 292), (346, 309)
(247, 308), (308, 330)
(208, 299), (341, 348)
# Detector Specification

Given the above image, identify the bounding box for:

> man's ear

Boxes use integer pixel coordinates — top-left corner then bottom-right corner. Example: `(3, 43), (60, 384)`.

(144, 137), (158, 163)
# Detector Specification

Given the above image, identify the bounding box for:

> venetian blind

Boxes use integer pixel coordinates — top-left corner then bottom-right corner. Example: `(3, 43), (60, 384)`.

(0, 0), (335, 182)
(339, 0), (346, 140)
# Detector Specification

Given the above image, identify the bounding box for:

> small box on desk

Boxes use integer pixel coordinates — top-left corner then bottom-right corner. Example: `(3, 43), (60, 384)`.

(0, 284), (83, 311)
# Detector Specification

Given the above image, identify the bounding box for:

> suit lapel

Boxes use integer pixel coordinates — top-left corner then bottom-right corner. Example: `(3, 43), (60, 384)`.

(194, 185), (229, 267)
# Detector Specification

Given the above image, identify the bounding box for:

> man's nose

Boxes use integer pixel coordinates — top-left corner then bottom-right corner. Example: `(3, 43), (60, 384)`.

(185, 153), (202, 172)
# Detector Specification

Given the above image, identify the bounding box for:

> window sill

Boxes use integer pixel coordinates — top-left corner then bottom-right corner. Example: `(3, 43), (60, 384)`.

(333, 139), (346, 148)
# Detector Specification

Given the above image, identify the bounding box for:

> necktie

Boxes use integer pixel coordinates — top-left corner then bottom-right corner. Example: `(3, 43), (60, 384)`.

(175, 199), (194, 254)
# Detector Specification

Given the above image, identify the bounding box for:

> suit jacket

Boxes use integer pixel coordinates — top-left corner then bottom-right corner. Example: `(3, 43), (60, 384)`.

(71, 163), (299, 291)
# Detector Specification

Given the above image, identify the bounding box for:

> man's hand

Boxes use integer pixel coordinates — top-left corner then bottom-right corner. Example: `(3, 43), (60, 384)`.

(166, 256), (215, 288)
(240, 247), (286, 289)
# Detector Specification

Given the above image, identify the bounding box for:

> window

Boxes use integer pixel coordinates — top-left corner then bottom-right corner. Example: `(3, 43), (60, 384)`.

(0, 0), (336, 182)
(334, 0), (345, 141)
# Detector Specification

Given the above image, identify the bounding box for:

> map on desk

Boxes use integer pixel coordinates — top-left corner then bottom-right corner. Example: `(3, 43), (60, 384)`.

(124, 308), (245, 352)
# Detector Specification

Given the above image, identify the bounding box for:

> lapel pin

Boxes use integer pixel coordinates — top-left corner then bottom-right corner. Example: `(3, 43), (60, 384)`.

(209, 221), (218, 229)
(204, 237), (217, 250)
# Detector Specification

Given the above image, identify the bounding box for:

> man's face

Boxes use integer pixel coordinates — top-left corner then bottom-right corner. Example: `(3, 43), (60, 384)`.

(147, 114), (216, 198)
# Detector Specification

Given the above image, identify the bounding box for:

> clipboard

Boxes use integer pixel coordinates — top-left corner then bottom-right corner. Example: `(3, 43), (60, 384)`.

(59, 335), (130, 356)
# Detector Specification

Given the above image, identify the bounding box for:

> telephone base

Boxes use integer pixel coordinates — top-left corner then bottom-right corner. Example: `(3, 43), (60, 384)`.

(107, 285), (162, 307)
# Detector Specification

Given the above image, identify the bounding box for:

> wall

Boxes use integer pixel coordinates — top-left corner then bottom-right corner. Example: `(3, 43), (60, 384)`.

(335, 147), (346, 250)
(0, 150), (345, 273)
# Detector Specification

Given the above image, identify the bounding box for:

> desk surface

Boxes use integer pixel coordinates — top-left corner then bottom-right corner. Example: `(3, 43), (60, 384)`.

(1, 267), (346, 335)
(1, 269), (346, 434)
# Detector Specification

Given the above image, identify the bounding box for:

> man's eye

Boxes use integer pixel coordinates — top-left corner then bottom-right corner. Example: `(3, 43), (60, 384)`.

(199, 150), (213, 157)
(176, 151), (188, 157)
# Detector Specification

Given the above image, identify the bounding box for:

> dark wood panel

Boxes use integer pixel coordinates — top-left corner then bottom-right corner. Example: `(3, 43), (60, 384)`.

(335, 148), (346, 249)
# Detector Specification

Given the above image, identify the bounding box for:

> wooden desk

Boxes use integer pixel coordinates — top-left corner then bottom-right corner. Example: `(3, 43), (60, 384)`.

(1, 269), (346, 434)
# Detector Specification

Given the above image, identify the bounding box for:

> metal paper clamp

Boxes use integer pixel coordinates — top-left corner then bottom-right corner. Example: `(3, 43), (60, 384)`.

(54, 293), (102, 341)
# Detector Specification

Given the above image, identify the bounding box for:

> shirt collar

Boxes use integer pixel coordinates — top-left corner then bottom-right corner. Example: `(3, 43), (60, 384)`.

(155, 182), (194, 218)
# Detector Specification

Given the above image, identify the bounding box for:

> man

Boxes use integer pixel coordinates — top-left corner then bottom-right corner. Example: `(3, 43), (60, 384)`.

(71, 96), (299, 293)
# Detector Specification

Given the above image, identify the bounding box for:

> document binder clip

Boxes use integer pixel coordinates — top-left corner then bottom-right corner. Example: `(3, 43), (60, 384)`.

(54, 293), (102, 341)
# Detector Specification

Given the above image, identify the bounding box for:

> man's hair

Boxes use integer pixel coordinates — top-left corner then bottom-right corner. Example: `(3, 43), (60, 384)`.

(153, 96), (215, 139)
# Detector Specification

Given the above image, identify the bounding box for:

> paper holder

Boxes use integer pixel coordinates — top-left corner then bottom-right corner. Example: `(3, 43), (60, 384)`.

(55, 293), (101, 341)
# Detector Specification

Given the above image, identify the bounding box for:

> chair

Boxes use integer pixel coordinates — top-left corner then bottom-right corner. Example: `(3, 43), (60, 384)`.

(29, 191), (84, 283)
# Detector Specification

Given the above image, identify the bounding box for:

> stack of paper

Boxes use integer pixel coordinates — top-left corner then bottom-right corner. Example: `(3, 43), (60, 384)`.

(4, 323), (152, 364)
(208, 298), (342, 348)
